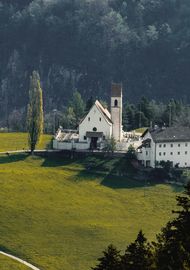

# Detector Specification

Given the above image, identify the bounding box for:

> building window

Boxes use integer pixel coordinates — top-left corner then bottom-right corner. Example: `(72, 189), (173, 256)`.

(146, 151), (148, 156)
(84, 136), (87, 140)
(185, 143), (188, 147)
(178, 144), (180, 147)
(103, 136), (105, 140)
(88, 117), (90, 121)
(163, 152), (166, 156)
(171, 144), (173, 147)
(93, 127), (97, 131)
(185, 162), (187, 166)
(159, 144), (162, 148)
(114, 99), (118, 107)
(99, 117), (101, 121)
(178, 152), (180, 155)
(185, 151), (188, 155)
(163, 144), (166, 148)
(170, 152), (173, 155)
(159, 152), (161, 156)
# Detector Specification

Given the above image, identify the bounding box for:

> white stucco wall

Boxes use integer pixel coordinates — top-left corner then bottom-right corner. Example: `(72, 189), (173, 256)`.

(53, 140), (90, 150)
(137, 131), (156, 167)
(138, 131), (190, 168)
(79, 104), (112, 142)
(155, 141), (190, 167)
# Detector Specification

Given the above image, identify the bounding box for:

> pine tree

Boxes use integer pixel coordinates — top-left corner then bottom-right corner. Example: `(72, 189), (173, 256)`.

(154, 182), (190, 270)
(70, 91), (85, 125)
(85, 96), (94, 112)
(121, 230), (153, 270)
(27, 71), (43, 153)
(92, 244), (121, 270)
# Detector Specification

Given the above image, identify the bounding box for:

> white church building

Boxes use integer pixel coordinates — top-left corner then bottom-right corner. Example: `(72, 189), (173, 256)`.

(53, 83), (133, 151)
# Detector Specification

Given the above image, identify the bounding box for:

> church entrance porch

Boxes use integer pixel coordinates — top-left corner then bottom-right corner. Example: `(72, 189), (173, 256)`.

(86, 131), (103, 150)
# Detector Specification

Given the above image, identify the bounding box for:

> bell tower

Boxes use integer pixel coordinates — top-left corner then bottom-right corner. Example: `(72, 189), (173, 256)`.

(111, 83), (123, 142)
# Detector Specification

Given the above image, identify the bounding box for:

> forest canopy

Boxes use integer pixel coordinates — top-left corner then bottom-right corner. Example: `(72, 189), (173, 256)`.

(0, 0), (190, 123)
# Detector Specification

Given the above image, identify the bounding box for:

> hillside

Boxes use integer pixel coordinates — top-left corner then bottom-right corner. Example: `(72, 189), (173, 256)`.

(1, 0), (190, 123)
(0, 153), (182, 270)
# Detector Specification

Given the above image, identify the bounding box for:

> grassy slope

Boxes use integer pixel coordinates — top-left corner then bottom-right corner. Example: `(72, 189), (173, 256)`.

(0, 154), (182, 270)
(0, 254), (30, 270)
(0, 133), (52, 152)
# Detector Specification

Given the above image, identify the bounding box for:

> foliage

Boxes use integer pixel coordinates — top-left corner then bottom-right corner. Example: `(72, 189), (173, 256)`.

(27, 71), (44, 152)
(1, 0), (190, 124)
(159, 160), (173, 173)
(153, 182), (190, 269)
(126, 145), (137, 160)
(69, 91), (85, 125)
(8, 108), (26, 132)
(91, 245), (121, 270)
(121, 230), (153, 270)
(104, 136), (117, 153)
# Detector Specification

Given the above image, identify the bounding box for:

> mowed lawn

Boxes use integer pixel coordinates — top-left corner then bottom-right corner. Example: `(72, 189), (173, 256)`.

(0, 154), (182, 270)
(0, 132), (52, 152)
(0, 254), (30, 270)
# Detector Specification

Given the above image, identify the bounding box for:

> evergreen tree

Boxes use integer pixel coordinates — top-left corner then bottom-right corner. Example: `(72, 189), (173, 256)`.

(123, 103), (136, 131)
(85, 96), (94, 112)
(62, 107), (76, 129)
(27, 71), (43, 153)
(139, 97), (155, 124)
(154, 182), (190, 270)
(70, 91), (85, 125)
(121, 230), (153, 270)
(92, 244), (121, 270)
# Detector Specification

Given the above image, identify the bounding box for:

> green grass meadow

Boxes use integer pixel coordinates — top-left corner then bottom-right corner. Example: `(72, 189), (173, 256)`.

(0, 153), (182, 270)
(0, 132), (52, 152)
(0, 254), (30, 270)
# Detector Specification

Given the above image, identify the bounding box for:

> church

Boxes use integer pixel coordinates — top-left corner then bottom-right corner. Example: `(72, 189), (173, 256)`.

(53, 83), (128, 151)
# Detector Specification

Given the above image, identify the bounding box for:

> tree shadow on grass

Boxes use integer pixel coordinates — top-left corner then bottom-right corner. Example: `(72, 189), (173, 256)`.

(40, 154), (184, 192)
(101, 174), (146, 189)
(0, 153), (28, 164)
(41, 153), (120, 170)
(41, 156), (78, 167)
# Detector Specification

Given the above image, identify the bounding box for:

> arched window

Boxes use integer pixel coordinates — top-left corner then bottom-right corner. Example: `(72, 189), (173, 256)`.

(114, 99), (118, 107)
(93, 127), (97, 132)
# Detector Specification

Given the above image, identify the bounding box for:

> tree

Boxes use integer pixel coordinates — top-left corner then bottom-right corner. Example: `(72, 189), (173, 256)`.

(27, 71), (43, 153)
(104, 136), (116, 154)
(154, 182), (190, 270)
(123, 103), (136, 131)
(70, 91), (85, 125)
(62, 106), (76, 129)
(85, 96), (94, 112)
(92, 244), (121, 270)
(126, 145), (137, 161)
(121, 230), (153, 270)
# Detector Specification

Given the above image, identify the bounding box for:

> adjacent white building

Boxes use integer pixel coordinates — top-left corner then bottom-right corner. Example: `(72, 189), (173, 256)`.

(138, 127), (190, 168)
(53, 83), (129, 151)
